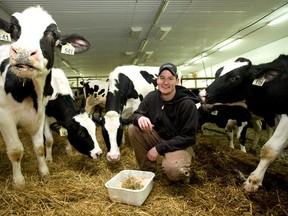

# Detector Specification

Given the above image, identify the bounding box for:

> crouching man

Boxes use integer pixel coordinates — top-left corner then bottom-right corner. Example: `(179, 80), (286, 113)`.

(128, 63), (199, 182)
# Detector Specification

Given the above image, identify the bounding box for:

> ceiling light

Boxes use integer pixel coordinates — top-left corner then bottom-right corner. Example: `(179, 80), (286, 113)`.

(124, 51), (134, 56)
(132, 58), (138, 65)
(152, 0), (170, 26)
(72, 68), (79, 74)
(155, 27), (171, 40)
(193, 56), (207, 64)
(219, 39), (242, 51)
(268, 13), (288, 26)
(61, 59), (70, 67)
(138, 39), (148, 52)
(143, 51), (154, 59)
(129, 27), (142, 40)
(185, 53), (207, 64)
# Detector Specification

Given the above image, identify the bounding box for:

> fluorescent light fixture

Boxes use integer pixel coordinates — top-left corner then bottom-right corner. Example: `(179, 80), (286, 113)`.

(138, 39), (148, 52)
(155, 27), (171, 40)
(193, 56), (207, 64)
(143, 51), (154, 59)
(185, 53), (207, 64)
(216, 38), (235, 49)
(268, 13), (288, 26)
(132, 58), (138, 65)
(62, 59), (70, 67)
(152, 0), (170, 26)
(72, 68), (79, 74)
(219, 39), (242, 51)
(129, 27), (142, 39)
(124, 51), (134, 56)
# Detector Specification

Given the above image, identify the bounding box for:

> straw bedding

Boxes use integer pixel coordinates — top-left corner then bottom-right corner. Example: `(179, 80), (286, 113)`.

(0, 124), (287, 216)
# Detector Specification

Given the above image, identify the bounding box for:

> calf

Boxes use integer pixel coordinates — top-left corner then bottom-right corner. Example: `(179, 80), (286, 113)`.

(95, 65), (159, 162)
(200, 55), (286, 192)
(44, 68), (102, 161)
(198, 104), (252, 152)
(0, 6), (90, 188)
(81, 79), (108, 117)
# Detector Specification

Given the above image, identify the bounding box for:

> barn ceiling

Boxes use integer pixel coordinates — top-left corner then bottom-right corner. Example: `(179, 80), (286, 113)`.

(0, 0), (288, 79)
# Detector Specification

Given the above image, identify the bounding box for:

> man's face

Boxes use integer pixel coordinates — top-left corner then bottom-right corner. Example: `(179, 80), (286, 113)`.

(157, 70), (179, 96)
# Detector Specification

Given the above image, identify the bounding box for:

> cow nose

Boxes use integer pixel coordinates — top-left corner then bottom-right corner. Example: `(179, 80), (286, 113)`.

(96, 152), (102, 158)
(107, 154), (120, 163)
(11, 45), (39, 59)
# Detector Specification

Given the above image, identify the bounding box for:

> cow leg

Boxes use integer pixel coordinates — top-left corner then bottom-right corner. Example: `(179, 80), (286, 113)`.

(250, 119), (262, 151)
(243, 114), (288, 192)
(65, 139), (73, 156)
(237, 122), (248, 153)
(225, 119), (236, 149)
(44, 118), (54, 162)
(0, 123), (25, 188)
(31, 115), (50, 181)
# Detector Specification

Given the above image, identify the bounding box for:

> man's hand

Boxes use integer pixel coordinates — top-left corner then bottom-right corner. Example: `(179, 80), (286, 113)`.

(138, 116), (154, 131)
(147, 147), (159, 161)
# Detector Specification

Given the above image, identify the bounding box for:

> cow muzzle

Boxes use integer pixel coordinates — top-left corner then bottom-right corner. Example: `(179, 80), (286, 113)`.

(107, 153), (120, 163)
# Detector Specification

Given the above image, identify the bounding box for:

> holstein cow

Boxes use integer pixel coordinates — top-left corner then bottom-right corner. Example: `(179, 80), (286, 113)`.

(95, 65), (160, 162)
(200, 55), (286, 192)
(81, 79), (109, 117)
(0, 6), (90, 188)
(198, 104), (252, 152)
(44, 68), (102, 162)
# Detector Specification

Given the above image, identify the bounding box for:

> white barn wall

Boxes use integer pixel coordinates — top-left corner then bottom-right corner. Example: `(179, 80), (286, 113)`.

(183, 36), (288, 89)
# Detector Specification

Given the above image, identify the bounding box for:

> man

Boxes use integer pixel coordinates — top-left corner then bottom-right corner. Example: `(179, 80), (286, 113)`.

(128, 63), (199, 182)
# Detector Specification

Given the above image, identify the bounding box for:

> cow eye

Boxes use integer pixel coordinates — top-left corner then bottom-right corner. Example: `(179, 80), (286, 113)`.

(230, 75), (240, 82)
(78, 130), (86, 138)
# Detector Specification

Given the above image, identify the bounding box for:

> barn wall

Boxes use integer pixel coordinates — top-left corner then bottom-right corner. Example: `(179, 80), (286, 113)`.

(198, 36), (288, 77)
(183, 36), (288, 90)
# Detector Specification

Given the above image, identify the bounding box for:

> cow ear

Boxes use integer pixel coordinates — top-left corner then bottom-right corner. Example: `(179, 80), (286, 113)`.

(121, 118), (132, 125)
(49, 122), (68, 136)
(255, 69), (281, 84)
(57, 34), (90, 53)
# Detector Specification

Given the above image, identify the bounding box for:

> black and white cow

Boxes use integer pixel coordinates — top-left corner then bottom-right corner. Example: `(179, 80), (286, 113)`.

(81, 79), (108, 117)
(44, 68), (102, 161)
(200, 55), (286, 192)
(198, 104), (252, 152)
(0, 6), (90, 188)
(95, 65), (159, 162)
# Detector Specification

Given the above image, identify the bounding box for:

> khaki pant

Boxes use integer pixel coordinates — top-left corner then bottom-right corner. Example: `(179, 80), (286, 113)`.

(128, 124), (195, 181)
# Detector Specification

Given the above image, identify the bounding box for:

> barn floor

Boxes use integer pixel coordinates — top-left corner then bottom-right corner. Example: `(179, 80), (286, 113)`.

(0, 124), (287, 215)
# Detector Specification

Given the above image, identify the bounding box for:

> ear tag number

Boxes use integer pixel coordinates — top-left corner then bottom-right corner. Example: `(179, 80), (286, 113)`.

(59, 127), (68, 136)
(0, 30), (11, 42)
(61, 43), (75, 55)
(252, 76), (265, 86)
(211, 110), (218, 115)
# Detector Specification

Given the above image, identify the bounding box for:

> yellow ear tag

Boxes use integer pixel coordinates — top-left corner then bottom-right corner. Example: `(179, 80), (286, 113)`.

(0, 30), (11, 42)
(59, 127), (68, 136)
(61, 43), (75, 55)
(252, 76), (265, 86)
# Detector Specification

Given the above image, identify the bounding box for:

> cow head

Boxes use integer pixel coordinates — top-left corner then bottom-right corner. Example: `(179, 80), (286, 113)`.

(94, 111), (131, 162)
(50, 111), (102, 159)
(200, 58), (253, 105)
(0, 6), (90, 79)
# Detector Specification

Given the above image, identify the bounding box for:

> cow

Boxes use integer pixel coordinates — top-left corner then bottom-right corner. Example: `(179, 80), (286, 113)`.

(200, 55), (286, 192)
(95, 65), (159, 162)
(44, 68), (102, 162)
(198, 104), (252, 152)
(198, 103), (274, 154)
(0, 6), (90, 188)
(81, 79), (109, 117)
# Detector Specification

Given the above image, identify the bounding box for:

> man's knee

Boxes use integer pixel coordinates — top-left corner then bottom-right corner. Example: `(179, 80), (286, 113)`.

(162, 157), (191, 181)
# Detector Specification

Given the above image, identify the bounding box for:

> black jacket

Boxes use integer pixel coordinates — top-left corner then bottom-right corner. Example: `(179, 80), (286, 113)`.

(132, 85), (199, 155)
